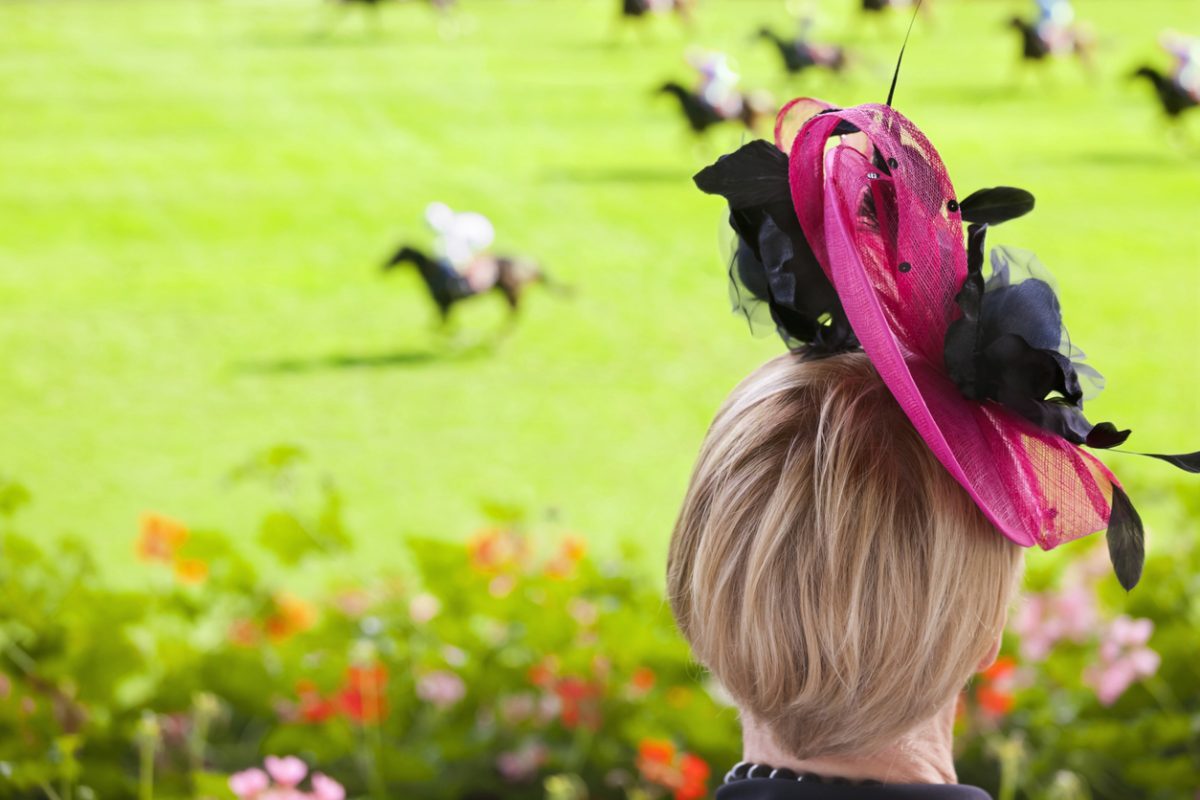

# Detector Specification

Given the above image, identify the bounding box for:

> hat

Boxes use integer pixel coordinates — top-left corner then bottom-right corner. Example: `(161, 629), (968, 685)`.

(695, 97), (1197, 589)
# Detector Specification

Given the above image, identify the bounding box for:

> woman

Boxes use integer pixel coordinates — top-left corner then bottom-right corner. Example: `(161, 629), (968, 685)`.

(670, 97), (1195, 798)
(670, 352), (1015, 798)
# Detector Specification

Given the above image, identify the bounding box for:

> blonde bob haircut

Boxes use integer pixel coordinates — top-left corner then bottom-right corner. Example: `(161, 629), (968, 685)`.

(668, 352), (1022, 758)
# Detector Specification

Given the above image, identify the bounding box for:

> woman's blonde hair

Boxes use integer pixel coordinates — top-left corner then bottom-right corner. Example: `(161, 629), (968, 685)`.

(668, 352), (1022, 758)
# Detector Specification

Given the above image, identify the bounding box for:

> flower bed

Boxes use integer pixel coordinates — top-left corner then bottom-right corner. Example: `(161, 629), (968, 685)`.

(0, 454), (1194, 800)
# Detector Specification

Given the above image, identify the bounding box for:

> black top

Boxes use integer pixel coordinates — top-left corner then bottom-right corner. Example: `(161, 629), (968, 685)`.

(716, 779), (992, 800)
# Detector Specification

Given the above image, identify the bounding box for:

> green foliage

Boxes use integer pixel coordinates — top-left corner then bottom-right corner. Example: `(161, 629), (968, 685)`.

(956, 538), (1200, 800)
(0, 480), (737, 799)
(0, 467), (1195, 799)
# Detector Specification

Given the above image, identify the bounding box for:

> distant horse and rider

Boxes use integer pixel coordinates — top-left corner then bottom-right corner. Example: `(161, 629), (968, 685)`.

(1132, 31), (1200, 128)
(657, 49), (774, 136)
(1008, 0), (1096, 73)
(323, 0), (454, 34)
(619, 0), (694, 29)
(382, 203), (561, 327)
(756, 22), (848, 80)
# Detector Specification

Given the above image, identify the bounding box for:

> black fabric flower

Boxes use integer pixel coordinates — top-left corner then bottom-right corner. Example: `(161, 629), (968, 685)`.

(693, 140), (858, 357)
(943, 212), (1131, 451)
(941, 191), (1200, 590)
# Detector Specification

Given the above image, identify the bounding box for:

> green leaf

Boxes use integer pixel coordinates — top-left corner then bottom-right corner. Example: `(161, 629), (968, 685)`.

(257, 511), (319, 565)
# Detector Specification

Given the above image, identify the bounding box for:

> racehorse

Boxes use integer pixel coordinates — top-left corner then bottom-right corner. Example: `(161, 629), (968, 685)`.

(1132, 66), (1199, 126)
(383, 246), (558, 324)
(657, 82), (771, 136)
(756, 27), (847, 78)
(1009, 16), (1095, 71)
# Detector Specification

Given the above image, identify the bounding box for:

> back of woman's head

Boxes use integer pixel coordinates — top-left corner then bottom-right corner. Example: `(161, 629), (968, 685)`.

(668, 352), (1022, 758)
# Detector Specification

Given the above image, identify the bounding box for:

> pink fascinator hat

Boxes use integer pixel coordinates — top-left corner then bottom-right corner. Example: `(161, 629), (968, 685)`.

(694, 96), (1197, 590)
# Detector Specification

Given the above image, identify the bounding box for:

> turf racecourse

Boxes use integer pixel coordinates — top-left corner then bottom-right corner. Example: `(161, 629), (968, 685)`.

(1, 0), (1198, 578)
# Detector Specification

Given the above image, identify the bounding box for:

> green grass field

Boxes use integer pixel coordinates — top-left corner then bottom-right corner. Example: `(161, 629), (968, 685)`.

(1, 0), (1198, 575)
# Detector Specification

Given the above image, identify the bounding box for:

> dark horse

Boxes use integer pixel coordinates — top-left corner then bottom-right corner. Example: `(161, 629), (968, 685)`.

(657, 82), (769, 136)
(1008, 17), (1094, 69)
(621, 0), (693, 24)
(330, 0), (454, 26)
(1132, 66), (1199, 121)
(756, 27), (847, 77)
(383, 246), (555, 323)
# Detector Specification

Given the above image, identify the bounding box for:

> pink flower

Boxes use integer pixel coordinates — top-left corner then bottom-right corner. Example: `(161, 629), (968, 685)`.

(416, 670), (466, 708)
(499, 693), (536, 725)
(568, 599), (598, 627)
(496, 743), (549, 782)
(1086, 616), (1161, 706)
(228, 768), (270, 799)
(263, 755), (307, 787)
(311, 773), (346, 800)
(260, 790), (306, 800)
(488, 574), (516, 598)
(409, 593), (441, 624)
(1012, 585), (1099, 661)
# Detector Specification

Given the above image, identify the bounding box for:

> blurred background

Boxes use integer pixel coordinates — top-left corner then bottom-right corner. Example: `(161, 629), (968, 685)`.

(0, 0), (1197, 797)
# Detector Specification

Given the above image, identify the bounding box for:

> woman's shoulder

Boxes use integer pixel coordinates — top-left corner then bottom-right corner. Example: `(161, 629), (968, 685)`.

(714, 778), (993, 800)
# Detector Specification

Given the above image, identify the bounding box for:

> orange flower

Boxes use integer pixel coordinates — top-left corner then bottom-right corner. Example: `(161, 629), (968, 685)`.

(560, 535), (587, 562)
(137, 513), (188, 563)
(527, 656), (558, 688)
(173, 558), (208, 585)
(228, 618), (260, 648)
(467, 527), (526, 573)
(638, 739), (675, 766)
(265, 593), (317, 642)
(630, 667), (656, 694)
(339, 663), (389, 724)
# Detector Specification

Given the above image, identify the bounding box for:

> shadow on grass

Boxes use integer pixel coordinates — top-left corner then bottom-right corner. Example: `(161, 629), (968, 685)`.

(1066, 148), (1194, 166)
(236, 340), (496, 374)
(541, 166), (690, 184)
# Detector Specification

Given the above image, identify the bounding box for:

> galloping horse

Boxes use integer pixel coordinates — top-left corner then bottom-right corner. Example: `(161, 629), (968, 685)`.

(756, 27), (847, 78)
(620, 0), (694, 26)
(1009, 17), (1095, 71)
(1132, 66), (1199, 124)
(657, 82), (771, 136)
(326, 0), (454, 32)
(383, 246), (556, 324)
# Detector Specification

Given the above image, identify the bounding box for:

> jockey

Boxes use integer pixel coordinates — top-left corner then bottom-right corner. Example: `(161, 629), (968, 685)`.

(1162, 30), (1200, 102)
(424, 202), (497, 291)
(1034, 0), (1074, 54)
(687, 49), (743, 119)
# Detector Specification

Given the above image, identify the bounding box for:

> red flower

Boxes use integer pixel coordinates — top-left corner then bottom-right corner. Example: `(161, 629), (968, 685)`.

(554, 676), (602, 731)
(295, 680), (337, 724)
(677, 754), (711, 800)
(339, 663), (389, 724)
(976, 656), (1017, 719)
(636, 739), (710, 800)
